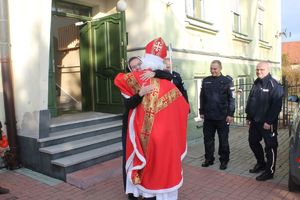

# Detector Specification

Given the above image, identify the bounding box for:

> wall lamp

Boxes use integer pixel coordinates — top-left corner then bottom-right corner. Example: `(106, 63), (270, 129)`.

(117, 0), (127, 12)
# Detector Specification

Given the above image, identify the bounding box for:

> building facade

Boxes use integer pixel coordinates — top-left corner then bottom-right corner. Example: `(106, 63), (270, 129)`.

(0, 0), (281, 178)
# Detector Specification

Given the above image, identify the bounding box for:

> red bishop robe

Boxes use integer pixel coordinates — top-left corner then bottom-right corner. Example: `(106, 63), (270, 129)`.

(114, 70), (189, 194)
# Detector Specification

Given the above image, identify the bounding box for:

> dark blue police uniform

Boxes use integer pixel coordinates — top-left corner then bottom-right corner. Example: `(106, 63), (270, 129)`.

(246, 73), (284, 178)
(171, 71), (189, 103)
(199, 74), (235, 166)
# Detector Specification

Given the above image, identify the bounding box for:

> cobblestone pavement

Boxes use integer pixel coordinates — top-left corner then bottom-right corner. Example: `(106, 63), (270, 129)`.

(0, 126), (300, 200)
(185, 126), (289, 186)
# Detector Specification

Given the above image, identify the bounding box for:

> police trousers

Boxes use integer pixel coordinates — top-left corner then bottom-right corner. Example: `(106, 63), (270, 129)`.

(248, 121), (278, 174)
(203, 119), (230, 162)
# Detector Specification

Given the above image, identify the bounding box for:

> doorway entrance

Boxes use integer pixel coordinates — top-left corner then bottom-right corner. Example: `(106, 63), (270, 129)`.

(49, 2), (126, 117)
(52, 16), (82, 115)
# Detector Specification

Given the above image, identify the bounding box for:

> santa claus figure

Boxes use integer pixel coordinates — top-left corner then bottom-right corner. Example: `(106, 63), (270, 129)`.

(140, 37), (167, 71)
(114, 37), (189, 200)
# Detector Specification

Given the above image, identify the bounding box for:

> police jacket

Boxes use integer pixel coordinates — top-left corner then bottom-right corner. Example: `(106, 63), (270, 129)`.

(199, 74), (235, 120)
(172, 71), (189, 103)
(245, 74), (284, 124)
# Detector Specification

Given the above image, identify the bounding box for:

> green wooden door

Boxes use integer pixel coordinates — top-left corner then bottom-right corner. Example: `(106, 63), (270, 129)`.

(80, 13), (126, 113)
(48, 36), (58, 117)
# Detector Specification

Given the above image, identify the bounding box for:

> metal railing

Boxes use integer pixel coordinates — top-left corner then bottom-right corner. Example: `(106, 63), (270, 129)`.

(233, 82), (251, 126)
(281, 79), (300, 127)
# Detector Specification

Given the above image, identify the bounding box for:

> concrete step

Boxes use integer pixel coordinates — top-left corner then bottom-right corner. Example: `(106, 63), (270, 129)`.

(38, 121), (122, 147)
(49, 112), (122, 132)
(66, 157), (122, 189)
(36, 112), (124, 181)
(51, 142), (123, 178)
(39, 130), (121, 159)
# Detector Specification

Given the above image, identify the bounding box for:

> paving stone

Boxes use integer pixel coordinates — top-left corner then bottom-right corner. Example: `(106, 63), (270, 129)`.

(0, 126), (299, 200)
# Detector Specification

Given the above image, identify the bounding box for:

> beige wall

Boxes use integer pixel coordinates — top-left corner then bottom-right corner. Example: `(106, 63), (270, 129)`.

(7, 0), (52, 138)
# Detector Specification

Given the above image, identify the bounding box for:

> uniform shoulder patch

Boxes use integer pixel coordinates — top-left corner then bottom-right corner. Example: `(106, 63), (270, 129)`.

(225, 75), (233, 81)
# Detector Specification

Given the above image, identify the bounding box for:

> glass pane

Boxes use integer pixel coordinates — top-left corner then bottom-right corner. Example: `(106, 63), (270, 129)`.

(259, 23), (263, 40)
(53, 1), (92, 17)
(233, 13), (240, 32)
(193, 0), (202, 19)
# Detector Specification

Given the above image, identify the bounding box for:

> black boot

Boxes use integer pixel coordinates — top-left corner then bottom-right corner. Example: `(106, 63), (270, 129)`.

(201, 160), (214, 167)
(0, 187), (9, 195)
(256, 171), (274, 181)
(219, 161), (228, 170)
(128, 193), (138, 200)
(249, 163), (266, 173)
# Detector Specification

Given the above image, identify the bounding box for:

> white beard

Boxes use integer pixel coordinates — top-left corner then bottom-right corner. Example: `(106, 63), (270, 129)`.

(140, 54), (164, 71)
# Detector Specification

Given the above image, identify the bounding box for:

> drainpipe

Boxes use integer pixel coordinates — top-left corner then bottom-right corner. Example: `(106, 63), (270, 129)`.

(0, 0), (20, 166)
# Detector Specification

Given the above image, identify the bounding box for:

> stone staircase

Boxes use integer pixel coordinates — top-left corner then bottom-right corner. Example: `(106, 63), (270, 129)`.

(37, 112), (123, 181)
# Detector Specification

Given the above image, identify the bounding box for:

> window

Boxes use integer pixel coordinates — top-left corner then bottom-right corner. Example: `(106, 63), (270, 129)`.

(232, 0), (241, 33)
(184, 0), (218, 34)
(233, 12), (241, 32)
(258, 23), (263, 40)
(52, 0), (92, 17)
(258, 8), (264, 40)
(186, 0), (204, 20)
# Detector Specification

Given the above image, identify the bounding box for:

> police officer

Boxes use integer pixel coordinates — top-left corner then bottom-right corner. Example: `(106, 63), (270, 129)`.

(246, 62), (284, 181)
(200, 60), (235, 170)
(163, 58), (189, 103)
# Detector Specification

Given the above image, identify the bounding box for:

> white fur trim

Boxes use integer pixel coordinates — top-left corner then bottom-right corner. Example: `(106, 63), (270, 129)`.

(121, 93), (131, 99)
(141, 54), (164, 70)
(126, 108), (146, 171)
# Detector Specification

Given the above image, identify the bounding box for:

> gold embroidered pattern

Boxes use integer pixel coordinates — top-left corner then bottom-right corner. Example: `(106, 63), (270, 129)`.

(124, 73), (140, 93)
(140, 79), (182, 153)
(156, 88), (182, 113)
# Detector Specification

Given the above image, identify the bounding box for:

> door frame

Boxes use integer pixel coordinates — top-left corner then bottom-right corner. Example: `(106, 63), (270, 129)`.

(48, 8), (92, 117)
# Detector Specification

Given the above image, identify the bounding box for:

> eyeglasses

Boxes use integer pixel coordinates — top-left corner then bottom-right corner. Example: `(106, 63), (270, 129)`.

(129, 62), (142, 70)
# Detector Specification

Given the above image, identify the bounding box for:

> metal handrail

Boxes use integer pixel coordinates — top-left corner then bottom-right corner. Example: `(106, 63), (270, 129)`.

(56, 83), (80, 104)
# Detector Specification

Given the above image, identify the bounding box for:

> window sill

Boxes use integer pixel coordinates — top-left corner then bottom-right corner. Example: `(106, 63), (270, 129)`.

(259, 40), (272, 49)
(185, 17), (218, 35)
(186, 16), (213, 25)
(232, 31), (252, 43)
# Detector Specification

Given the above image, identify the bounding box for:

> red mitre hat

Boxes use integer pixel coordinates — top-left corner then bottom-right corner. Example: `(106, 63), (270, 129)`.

(145, 37), (167, 59)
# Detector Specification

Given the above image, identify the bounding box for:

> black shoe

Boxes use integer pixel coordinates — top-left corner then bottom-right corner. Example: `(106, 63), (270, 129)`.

(128, 193), (138, 200)
(249, 163), (266, 173)
(201, 160), (214, 167)
(256, 171), (274, 181)
(0, 187), (9, 194)
(220, 161), (228, 170)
